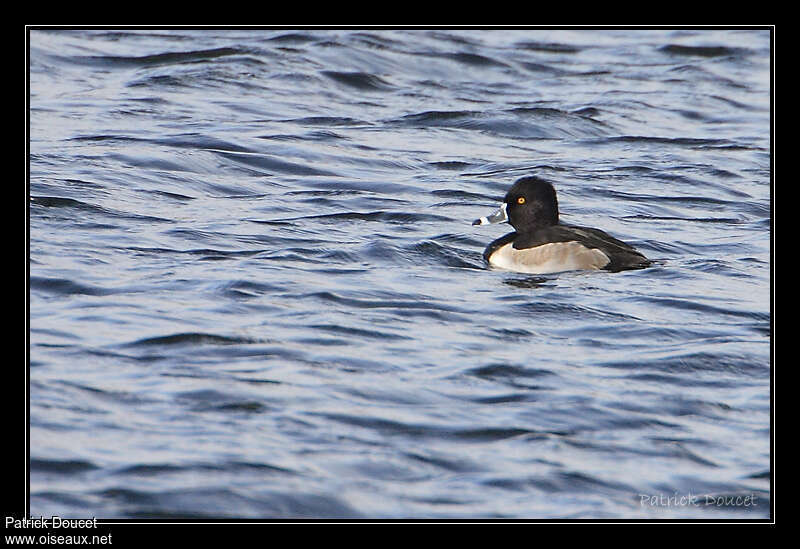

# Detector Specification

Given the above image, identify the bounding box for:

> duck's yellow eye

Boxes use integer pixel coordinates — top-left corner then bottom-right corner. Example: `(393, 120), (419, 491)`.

(517, 197), (526, 205)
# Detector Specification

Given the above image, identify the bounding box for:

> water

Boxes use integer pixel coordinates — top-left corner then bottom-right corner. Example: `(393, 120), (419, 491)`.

(28, 28), (772, 520)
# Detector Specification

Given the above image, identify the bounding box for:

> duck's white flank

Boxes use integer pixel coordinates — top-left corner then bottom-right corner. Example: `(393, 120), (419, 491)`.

(488, 241), (610, 274)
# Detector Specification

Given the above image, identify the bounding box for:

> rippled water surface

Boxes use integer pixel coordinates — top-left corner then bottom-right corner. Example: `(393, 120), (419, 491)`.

(29, 28), (772, 519)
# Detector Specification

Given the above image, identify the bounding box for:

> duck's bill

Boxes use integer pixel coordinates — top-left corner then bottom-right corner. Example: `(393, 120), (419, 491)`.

(472, 202), (508, 226)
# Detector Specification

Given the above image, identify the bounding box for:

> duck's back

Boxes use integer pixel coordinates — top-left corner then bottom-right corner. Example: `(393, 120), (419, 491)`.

(532, 224), (650, 272)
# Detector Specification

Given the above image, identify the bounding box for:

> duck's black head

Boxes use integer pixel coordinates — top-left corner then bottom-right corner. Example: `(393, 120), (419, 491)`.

(473, 176), (560, 231)
(502, 176), (559, 231)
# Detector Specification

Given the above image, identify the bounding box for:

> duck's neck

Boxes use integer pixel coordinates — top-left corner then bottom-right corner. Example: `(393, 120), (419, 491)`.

(515, 218), (558, 233)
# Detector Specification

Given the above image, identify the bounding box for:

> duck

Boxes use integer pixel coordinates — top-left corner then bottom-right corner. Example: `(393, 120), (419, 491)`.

(473, 176), (650, 274)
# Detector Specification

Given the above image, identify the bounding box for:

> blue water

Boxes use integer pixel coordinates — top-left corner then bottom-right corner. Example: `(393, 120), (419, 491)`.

(29, 28), (771, 519)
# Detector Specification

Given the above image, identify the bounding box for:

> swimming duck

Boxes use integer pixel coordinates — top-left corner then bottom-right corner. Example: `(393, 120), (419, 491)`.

(473, 176), (650, 274)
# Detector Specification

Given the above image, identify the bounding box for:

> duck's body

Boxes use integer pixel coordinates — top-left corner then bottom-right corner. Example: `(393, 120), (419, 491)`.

(473, 176), (649, 274)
